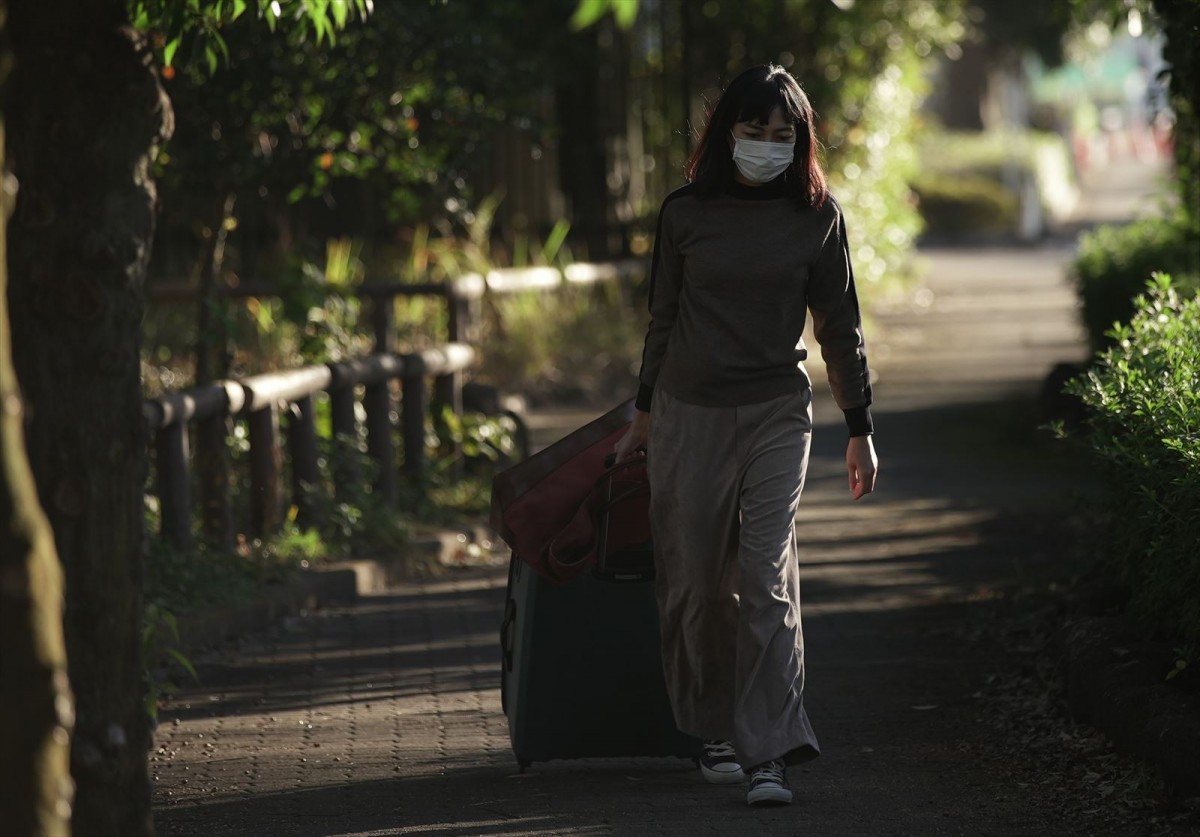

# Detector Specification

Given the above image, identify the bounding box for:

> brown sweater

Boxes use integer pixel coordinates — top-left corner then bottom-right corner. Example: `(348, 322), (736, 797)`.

(636, 178), (874, 436)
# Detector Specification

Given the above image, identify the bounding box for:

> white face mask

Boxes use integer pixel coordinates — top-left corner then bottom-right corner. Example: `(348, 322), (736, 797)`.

(730, 136), (795, 184)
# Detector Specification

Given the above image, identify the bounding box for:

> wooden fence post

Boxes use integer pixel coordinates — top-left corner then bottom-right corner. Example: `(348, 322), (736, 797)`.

(432, 370), (462, 479)
(329, 383), (361, 493)
(364, 380), (396, 503)
(446, 289), (470, 344)
(196, 412), (234, 550)
(401, 359), (427, 483)
(248, 403), (283, 538)
(439, 283), (479, 477)
(287, 395), (320, 527)
(155, 420), (193, 552)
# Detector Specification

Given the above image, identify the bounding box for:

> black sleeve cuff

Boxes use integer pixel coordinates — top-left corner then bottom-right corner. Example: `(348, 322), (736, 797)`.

(844, 405), (874, 437)
(635, 382), (655, 412)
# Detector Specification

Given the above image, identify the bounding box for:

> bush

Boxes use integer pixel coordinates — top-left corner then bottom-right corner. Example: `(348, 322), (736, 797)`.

(1073, 211), (1200, 350)
(911, 129), (1077, 238)
(1065, 275), (1200, 653)
(476, 280), (645, 406)
(910, 172), (1018, 234)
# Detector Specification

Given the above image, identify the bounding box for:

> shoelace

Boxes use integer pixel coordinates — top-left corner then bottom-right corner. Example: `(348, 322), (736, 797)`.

(751, 760), (786, 785)
(704, 740), (737, 759)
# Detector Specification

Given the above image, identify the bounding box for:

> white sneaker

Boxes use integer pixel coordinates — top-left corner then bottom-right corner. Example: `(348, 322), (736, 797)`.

(746, 759), (792, 806)
(699, 739), (745, 784)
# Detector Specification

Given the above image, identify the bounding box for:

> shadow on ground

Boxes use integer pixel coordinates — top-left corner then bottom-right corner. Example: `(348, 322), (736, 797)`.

(150, 389), (1196, 837)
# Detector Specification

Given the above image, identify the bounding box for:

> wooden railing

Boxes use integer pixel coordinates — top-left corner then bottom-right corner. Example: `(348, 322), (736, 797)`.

(143, 260), (645, 552)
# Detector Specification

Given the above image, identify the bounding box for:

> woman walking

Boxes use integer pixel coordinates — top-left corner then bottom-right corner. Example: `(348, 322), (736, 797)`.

(614, 64), (878, 807)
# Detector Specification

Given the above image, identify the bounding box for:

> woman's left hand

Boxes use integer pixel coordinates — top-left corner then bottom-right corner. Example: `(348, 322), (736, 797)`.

(846, 435), (878, 500)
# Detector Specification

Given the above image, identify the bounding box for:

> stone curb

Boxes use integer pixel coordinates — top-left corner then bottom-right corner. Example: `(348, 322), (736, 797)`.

(166, 527), (499, 658)
(1058, 615), (1200, 798)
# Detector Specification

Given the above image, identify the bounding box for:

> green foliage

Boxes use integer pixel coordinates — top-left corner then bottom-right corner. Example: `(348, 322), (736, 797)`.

(802, 1), (966, 286)
(302, 434), (413, 557)
(129, 0), (369, 72)
(911, 173), (1018, 235)
(570, 0), (638, 31)
(258, 523), (330, 564)
(142, 603), (198, 720)
(436, 406), (519, 465)
(142, 495), (259, 612)
(477, 280), (646, 405)
(419, 409), (521, 518)
(146, 239), (373, 384)
(1065, 275), (1200, 653)
(911, 129), (1076, 236)
(1072, 209), (1199, 350)
(152, 0), (580, 285)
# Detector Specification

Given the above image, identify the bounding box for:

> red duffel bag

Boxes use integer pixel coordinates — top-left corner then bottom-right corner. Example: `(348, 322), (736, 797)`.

(490, 400), (651, 584)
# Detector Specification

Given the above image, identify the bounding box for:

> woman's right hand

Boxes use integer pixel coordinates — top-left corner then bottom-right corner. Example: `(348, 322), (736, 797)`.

(614, 409), (651, 463)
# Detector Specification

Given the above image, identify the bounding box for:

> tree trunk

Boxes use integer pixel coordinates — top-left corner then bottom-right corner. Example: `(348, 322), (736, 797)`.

(555, 26), (612, 259)
(6, 2), (172, 834)
(0, 7), (77, 827)
(933, 37), (990, 132)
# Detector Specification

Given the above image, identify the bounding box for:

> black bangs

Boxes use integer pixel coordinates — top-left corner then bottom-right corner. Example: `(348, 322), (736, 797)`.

(735, 77), (806, 126)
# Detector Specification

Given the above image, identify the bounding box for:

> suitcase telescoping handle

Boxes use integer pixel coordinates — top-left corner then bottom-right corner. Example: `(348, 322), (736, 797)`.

(594, 451), (654, 583)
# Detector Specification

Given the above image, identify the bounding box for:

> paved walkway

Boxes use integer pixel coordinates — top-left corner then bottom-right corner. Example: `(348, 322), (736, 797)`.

(152, 162), (1191, 836)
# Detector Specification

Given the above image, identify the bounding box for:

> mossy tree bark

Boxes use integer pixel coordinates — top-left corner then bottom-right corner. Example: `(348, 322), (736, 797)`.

(0, 5), (76, 829)
(6, 1), (172, 834)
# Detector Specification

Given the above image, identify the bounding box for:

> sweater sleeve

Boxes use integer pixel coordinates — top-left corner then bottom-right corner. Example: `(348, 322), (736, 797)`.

(635, 198), (684, 411)
(808, 205), (874, 436)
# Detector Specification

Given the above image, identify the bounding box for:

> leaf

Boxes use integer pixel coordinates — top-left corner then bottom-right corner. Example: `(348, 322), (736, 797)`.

(330, 0), (348, 28)
(612, 0), (638, 28)
(161, 609), (181, 644)
(569, 0), (609, 31)
(541, 219), (571, 265)
(211, 29), (231, 65)
(309, 0), (332, 42)
(163, 37), (180, 67)
(166, 648), (200, 682)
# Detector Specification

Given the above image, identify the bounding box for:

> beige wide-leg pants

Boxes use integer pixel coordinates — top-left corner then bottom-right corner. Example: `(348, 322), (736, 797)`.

(648, 385), (819, 769)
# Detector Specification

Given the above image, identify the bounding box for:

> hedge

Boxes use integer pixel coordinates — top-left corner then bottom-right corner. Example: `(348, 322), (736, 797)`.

(1072, 210), (1200, 350)
(1066, 275), (1200, 652)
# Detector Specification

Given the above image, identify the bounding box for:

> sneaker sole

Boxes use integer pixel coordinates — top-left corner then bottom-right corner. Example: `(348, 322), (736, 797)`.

(747, 786), (793, 806)
(700, 764), (746, 784)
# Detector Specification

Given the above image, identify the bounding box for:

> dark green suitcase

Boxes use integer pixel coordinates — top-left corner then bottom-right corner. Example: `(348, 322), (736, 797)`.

(499, 551), (702, 770)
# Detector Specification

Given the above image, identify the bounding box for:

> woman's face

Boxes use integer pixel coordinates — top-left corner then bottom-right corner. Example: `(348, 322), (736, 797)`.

(730, 105), (796, 145)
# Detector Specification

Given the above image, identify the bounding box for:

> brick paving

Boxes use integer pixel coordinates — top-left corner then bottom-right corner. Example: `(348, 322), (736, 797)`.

(152, 162), (1191, 836)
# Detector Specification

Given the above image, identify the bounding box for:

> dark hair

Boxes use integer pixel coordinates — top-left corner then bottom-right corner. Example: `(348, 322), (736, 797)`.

(686, 64), (828, 207)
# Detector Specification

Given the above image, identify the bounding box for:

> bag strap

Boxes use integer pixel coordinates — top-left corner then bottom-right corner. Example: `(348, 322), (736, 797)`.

(543, 459), (648, 582)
